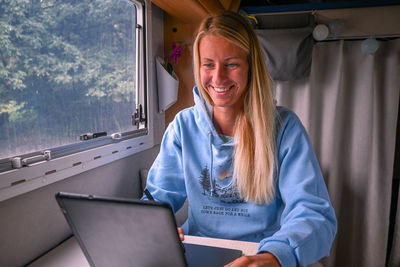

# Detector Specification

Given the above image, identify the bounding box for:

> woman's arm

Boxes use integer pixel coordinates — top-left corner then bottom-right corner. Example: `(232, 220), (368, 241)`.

(257, 109), (337, 267)
(142, 121), (187, 213)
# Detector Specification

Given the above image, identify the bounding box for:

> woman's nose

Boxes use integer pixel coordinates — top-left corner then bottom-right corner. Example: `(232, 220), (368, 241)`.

(213, 65), (227, 85)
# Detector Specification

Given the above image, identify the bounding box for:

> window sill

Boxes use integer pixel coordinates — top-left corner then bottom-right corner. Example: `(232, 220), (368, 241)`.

(0, 135), (153, 202)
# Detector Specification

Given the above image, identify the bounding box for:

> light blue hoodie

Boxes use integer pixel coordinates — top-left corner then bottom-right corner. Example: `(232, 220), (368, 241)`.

(144, 87), (337, 267)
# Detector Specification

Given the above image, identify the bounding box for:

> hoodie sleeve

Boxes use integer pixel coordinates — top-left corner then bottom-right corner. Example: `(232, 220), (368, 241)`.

(258, 110), (337, 267)
(141, 120), (187, 213)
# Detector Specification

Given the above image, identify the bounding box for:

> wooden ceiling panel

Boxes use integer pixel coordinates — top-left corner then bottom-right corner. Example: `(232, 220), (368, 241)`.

(151, 0), (241, 23)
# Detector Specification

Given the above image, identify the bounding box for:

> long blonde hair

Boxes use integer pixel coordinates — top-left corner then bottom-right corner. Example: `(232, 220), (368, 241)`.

(193, 11), (276, 204)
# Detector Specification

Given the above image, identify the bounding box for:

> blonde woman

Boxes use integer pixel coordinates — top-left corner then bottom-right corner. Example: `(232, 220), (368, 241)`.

(144, 11), (337, 267)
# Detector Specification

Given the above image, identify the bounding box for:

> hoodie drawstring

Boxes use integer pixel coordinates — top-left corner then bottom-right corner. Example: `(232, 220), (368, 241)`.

(208, 131), (215, 196)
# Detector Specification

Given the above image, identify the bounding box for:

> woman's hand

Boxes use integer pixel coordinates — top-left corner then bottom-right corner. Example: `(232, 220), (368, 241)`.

(224, 253), (281, 267)
(177, 227), (185, 241)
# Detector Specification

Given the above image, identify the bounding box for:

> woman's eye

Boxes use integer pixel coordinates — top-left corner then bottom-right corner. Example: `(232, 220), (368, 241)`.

(203, 63), (214, 68)
(227, 63), (238, 68)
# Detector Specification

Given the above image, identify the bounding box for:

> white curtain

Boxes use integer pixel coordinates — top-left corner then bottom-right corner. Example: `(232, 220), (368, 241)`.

(274, 39), (400, 267)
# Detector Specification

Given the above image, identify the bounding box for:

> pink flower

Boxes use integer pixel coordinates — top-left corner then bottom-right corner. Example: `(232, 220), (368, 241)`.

(168, 42), (182, 65)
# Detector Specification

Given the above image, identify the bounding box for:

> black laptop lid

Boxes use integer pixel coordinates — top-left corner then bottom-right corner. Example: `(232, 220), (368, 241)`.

(55, 192), (187, 267)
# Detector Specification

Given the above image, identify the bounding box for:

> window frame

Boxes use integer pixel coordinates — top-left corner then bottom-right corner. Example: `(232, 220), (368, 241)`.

(0, 0), (155, 201)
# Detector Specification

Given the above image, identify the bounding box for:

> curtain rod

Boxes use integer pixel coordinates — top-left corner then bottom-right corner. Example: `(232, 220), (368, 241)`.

(323, 34), (400, 41)
(241, 0), (400, 14)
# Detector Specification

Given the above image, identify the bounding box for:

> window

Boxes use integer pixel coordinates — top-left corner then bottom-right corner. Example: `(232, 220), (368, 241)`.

(0, 0), (150, 200)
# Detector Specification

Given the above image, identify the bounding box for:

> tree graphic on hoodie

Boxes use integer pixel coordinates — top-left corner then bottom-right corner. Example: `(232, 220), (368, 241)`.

(199, 166), (211, 195)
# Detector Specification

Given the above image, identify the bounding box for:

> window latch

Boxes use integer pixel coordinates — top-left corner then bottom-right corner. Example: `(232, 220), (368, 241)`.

(133, 104), (146, 129)
(11, 150), (52, 169)
(79, 132), (107, 141)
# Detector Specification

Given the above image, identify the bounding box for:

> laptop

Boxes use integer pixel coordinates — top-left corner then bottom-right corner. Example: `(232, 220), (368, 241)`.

(55, 192), (243, 267)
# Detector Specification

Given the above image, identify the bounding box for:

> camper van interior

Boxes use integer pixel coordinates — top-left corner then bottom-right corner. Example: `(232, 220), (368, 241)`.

(0, 0), (399, 266)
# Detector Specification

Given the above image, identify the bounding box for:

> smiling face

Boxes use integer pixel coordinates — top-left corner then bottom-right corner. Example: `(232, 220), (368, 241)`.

(199, 34), (249, 115)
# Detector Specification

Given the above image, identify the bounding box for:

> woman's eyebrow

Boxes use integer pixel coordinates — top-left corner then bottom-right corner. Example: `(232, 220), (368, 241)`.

(224, 57), (242, 61)
(201, 57), (242, 62)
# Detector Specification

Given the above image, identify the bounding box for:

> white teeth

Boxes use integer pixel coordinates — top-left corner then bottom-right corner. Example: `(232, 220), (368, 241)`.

(214, 87), (230, 92)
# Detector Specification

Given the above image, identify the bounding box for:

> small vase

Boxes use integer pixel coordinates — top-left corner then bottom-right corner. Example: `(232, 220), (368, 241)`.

(155, 56), (179, 112)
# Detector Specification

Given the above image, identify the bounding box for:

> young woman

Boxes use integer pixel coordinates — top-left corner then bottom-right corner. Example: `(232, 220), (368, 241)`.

(144, 11), (337, 267)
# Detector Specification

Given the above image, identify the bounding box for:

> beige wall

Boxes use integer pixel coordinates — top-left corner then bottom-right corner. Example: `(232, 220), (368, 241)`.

(312, 5), (400, 38)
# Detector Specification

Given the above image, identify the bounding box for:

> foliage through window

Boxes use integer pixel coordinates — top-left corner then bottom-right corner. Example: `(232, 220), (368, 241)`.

(0, 0), (139, 159)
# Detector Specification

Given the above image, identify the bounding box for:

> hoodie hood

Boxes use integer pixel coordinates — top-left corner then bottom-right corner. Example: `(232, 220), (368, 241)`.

(192, 86), (234, 148)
